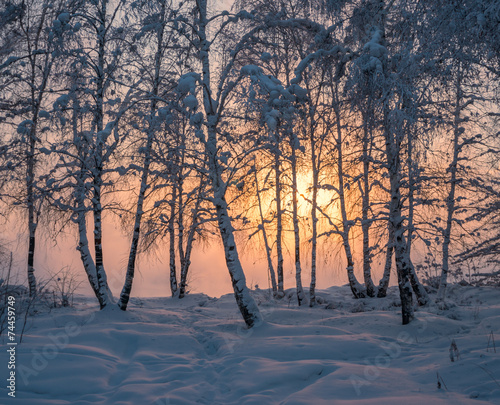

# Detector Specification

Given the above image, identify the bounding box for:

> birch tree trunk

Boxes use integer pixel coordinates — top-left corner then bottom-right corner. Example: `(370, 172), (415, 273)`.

(179, 177), (205, 298)
(333, 96), (365, 298)
(361, 119), (375, 297)
(309, 130), (319, 306)
(177, 175), (185, 286)
(377, 223), (393, 297)
(178, 226), (195, 298)
(75, 176), (101, 305)
(23, 3), (54, 297)
(377, 1), (413, 323)
(290, 138), (305, 306)
(117, 126), (154, 309)
(197, 0), (261, 327)
(27, 121), (38, 297)
(385, 126), (414, 324)
(169, 184), (179, 296)
(71, 95), (103, 306)
(118, 0), (167, 310)
(76, 176), (112, 309)
(406, 131), (429, 306)
(207, 140), (262, 326)
(437, 69), (463, 301)
(253, 165), (277, 294)
(274, 142), (285, 297)
(91, 0), (113, 308)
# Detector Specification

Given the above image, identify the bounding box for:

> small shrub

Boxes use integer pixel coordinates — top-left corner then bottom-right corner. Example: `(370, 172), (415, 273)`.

(48, 266), (82, 308)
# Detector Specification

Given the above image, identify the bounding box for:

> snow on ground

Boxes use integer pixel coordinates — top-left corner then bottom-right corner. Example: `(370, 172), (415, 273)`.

(1, 285), (499, 404)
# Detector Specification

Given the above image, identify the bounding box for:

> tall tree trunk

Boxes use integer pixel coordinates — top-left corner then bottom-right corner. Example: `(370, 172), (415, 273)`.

(177, 137), (186, 277)
(309, 134), (318, 306)
(361, 119), (375, 297)
(91, 0), (113, 308)
(169, 184), (178, 297)
(406, 122), (430, 306)
(76, 206), (100, 297)
(437, 71), (462, 301)
(118, 131), (153, 310)
(211, 185), (262, 327)
(71, 95), (103, 306)
(376, 2), (413, 323)
(92, 176), (113, 307)
(207, 137), (262, 326)
(197, 0), (261, 327)
(290, 139), (305, 306)
(254, 165), (277, 294)
(77, 186), (112, 309)
(25, 5), (51, 297)
(177, 176), (185, 285)
(274, 143), (285, 297)
(377, 223), (393, 297)
(75, 171), (103, 306)
(408, 261), (429, 305)
(27, 123), (37, 297)
(178, 228), (194, 298)
(118, 0), (166, 310)
(92, 1), (112, 309)
(179, 177), (204, 298)
(385, 126), (414, 324)
(333, 96), (365, 298)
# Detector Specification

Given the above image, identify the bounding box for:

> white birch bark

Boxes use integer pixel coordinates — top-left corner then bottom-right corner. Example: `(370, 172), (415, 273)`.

(384, 121), (414, 324)
(75, 175), (101, 304)
(377, 223), (393, 297)
(274, 142), (285, 297)
(22, 3), (56, 297)
(197, 0), (261, 327)
(405, 106), (429, 305)
(253, 164), (277, 294)
(290, 137), (305, 306)
(27, 115), (38, 298)
(333, 94), (366, 298)
(89, 0), (114, 307)
(168, 183), (179, 297)
(437, 68), (463, 301)
(309, 126), (319, 306)
(361, 118), (375, 297)
(177, 175), (185, 288)
(375, 0), (413, 323)
(179, 177), (205, 298)
(406, 125), (429, 305)
(70, 94), (103, 306)
(117, 124), (154, 309)
(118, 0), (167, 310)
(208, 146), (262, 326)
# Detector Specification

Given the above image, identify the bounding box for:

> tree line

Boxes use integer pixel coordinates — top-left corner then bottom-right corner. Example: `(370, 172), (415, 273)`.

(0, 0), (499, 327)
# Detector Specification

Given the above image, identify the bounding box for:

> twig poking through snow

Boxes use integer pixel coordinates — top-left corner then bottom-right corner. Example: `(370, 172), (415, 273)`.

(449, 339), (460, 362)
(436, 372), (448, 390)
(487, 331), (496, 353)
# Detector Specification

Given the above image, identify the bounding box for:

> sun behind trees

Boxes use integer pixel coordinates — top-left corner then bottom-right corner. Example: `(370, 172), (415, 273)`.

(0, 0), (499, 326)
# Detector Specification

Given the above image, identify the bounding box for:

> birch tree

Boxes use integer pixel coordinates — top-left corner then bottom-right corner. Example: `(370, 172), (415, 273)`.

(0, 0), (69, 296)
(47, 0), (132, 309)
(423, 0), (499, 299)
(118, 0), (185, 309)
(250, 160), (278, 294)
(353, 0), (417, 322)
(172, 0), (263, 327)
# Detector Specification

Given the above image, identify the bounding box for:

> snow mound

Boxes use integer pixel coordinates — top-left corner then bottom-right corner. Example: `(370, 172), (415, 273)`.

(1, 286), (499, 404)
